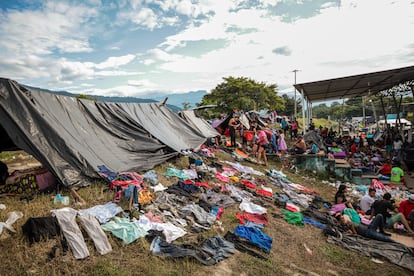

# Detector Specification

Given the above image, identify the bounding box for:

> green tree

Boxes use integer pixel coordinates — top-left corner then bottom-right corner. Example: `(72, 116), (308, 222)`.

(200, 76), (284, 116)
(76, 94), (97, 101)
(312, 103), (330, 118)
(281, 94), (301, 116)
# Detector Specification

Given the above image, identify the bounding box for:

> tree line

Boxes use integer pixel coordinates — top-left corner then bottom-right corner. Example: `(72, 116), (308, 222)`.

(191, 76), (413, 121)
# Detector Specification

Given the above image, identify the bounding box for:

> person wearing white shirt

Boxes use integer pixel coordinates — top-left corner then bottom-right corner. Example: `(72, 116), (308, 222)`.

(393, 137), (404, 161)
(360, 188), (376, 215)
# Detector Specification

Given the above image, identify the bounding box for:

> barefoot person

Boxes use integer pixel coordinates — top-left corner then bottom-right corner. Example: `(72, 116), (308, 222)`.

(228, 114), (240, 147)
(293, 135), (306, 154)
(256, 129), (269, 166)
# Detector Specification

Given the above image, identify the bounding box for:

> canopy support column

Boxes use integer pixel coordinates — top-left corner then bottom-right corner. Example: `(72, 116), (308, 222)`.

(301, 89), (306, 135)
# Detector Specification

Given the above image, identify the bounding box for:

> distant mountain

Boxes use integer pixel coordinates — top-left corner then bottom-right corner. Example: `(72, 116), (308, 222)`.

(148, 90), (207, 109)
(24, 85), (182, 112)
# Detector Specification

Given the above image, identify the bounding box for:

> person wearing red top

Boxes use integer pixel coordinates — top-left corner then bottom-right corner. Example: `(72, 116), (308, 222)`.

(376, 159), (392, 175)
(375, 159), (392, 180)
(350, 142), (357, 154)
(398, 194), (414, 227)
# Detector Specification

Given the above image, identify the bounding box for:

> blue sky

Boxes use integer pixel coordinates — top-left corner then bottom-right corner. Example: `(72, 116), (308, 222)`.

(0, 0), (413, 102)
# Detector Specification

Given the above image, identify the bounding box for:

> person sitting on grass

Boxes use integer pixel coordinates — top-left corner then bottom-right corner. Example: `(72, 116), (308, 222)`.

(308, 140), (319, 154)
(292, 135), (306, 154)
(390, 161), (406, 186)
(360, 188), (376, 215)
(375, 159), (392, 180)
(334, 185), (353, 209)
(398, 194), (414, 228)
(370, 192), (414, 235)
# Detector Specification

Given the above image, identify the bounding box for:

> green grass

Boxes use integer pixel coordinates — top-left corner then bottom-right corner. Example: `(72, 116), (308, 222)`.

(0, 150), (20, 161)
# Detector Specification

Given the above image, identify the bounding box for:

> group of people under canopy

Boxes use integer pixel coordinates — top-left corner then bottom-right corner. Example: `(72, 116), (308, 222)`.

(323, 125), (411, 186)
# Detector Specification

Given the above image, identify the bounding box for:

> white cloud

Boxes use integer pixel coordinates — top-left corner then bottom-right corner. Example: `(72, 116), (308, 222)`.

(85, 83), (157, 97)
(130, 8), (160, 30)
(0, 2), (97, 57)
(95, 55), (136, 69)
(151, 0), (414, 93)
(128, 79), (158, 88)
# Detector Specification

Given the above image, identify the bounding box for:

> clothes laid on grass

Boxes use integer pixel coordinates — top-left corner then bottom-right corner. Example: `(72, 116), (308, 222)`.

(22, 216), (61, 244)
(224, 231), (267, 259)
(164, 167), (190, 180)
(101, 216), (148, 244)
(302, 216), (326, 229)
(236, 212), (269, 226)
(181, 203), (216, 226)
(226, 184), (254, 202)
(78, 213), (112, 255)
(137, 214), (187, 243)
(51, 207), (90, 259)
(233, 225), (272, 252)
(78, 202), (123, 224)
(143, 170), (158, 185)
(281, 209), (304, 226)
(199, 191), (236, 208)
(302, 207), (335, 226)
(150, 235), (234, 266)
(166, 184), (197, 200)
(239, 200), (267, 215)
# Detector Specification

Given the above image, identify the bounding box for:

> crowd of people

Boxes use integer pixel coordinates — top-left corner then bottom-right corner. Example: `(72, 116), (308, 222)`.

(222, 112), (414, 241)
(225, 114), (321, 167)
(332, 183), (414, 242)
(322, 126), (412, 186)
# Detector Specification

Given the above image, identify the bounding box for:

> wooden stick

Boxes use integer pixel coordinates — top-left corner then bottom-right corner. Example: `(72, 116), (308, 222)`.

(70, 188), (86, 204)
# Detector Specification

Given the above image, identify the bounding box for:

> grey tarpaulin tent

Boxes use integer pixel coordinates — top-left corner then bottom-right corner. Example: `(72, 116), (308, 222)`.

(118, 103), (206, 152)
(178, 110), (220, 139)
(0, 78), (206, 188)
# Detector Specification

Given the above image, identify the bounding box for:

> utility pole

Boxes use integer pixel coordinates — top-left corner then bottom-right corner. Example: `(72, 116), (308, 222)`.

(292, 69), (300, 119)
(362, 96), (366, 128)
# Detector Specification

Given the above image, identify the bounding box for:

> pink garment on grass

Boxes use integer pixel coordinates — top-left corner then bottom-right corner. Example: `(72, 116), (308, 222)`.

(216, 172), (229, 182)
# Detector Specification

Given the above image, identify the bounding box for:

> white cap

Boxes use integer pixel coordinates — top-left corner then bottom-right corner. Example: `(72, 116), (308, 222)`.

(409, 194), (414, 200)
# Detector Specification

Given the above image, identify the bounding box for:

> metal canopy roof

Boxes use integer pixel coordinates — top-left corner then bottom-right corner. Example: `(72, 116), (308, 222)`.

(294, 65), (414, 103)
